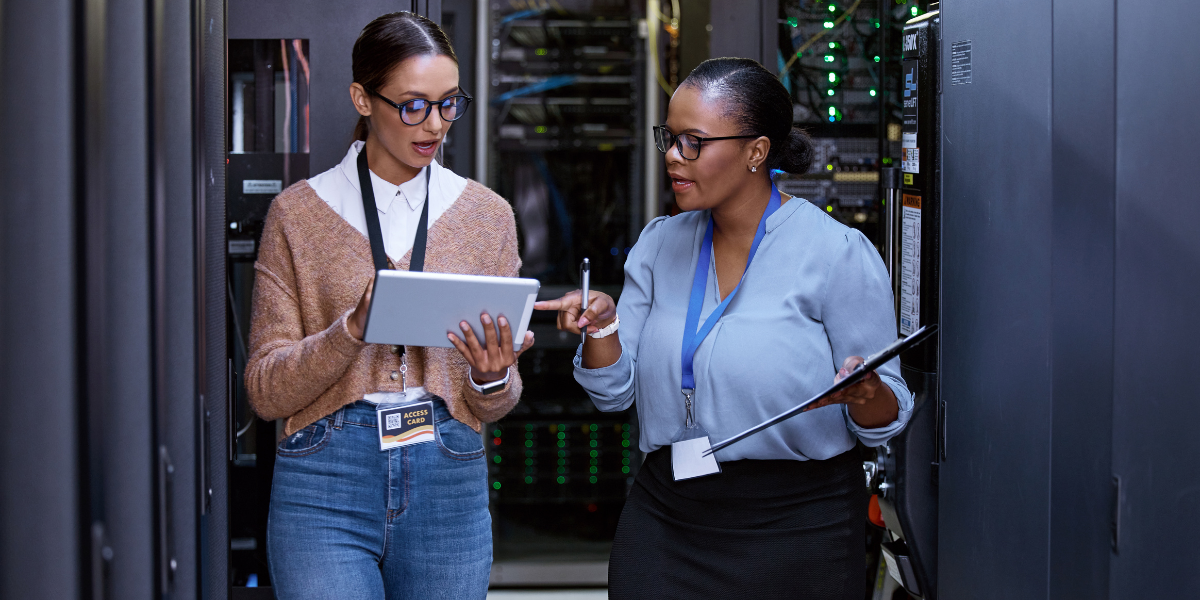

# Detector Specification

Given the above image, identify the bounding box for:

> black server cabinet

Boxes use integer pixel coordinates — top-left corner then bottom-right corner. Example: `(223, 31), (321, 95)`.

(482, 1), (646, 583)
(875, 8), (940, 600)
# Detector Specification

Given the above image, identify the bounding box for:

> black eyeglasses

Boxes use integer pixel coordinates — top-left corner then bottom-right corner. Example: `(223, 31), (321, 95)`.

(653, 125), (759, 160)
(369, 88), (473, 125)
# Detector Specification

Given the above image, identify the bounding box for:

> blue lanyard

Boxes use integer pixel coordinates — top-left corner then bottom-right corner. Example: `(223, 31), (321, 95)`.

(680, 184), (782, 396)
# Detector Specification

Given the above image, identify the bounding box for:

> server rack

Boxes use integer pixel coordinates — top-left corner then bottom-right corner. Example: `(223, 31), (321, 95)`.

(480, 0), (647, 584)
(773, 0), (927, 250)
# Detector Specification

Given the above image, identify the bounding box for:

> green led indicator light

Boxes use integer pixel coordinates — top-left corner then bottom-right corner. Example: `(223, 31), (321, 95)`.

(621, 466), (630, 474)
(823, 21), (834, 29)
(557, 476), (566, 484)
(557, 432), (565, 440)
(535, 125), (547, 134)
(827, 205), (834, 212)
(621, 440), (630, 447)
(787, 16), (798, 27)
(827, 164), (834, 171)
(493, 429), (502, 437)
(557, 440), (566, 448)
(828, 106), (837, 116)
(824, 55), (834, 63)
(828, 73), (838, 83)
(493, 455), (502, 464)
(492, 481), (501, 490)
(874, 55), (881, 62)
(525, 440), (533, 447)
(525, 424), (534, 431)
(828, 42), (836, 49)
(525, 458), (533, 466)
(558, 450), (566, 458)
(827, 90), (835, 96)
(589, 476), (598, 484)
(524, 476), (533, 484)
(622, 457), (630, 465)
(870, 89), (877, 97)
(911, 6), (919, 15)
(589, 440), (598, 448)
(535, 48), (548, 56)
(589, 466), (598, 474)
(590, 450), (598, 458)
(590, 424), (598, 432)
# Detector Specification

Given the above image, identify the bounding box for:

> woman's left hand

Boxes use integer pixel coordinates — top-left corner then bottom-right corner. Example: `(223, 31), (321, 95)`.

(447, 312), (535, 384)
(809, 355), (899, 429)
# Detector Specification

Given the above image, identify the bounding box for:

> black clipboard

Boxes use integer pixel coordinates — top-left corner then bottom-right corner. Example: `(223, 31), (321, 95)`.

(702, 324), (938, 457)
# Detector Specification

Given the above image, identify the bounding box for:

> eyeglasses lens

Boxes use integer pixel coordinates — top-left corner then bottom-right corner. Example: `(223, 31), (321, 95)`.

(679, 134), (700, 159)
(400, 99), (429, 125)
(440, 96), (468, 122)
(654, 128), (701, 159)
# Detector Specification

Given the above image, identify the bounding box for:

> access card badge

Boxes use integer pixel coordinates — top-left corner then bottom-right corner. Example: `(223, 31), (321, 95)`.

(377, 401), (435, 450)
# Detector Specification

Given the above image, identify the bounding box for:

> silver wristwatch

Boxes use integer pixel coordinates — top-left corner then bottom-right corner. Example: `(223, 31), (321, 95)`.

(469, 366), (511, 395)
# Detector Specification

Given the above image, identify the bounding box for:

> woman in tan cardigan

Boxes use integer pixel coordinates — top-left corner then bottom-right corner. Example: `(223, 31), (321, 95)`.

(246, 12), (531, 599)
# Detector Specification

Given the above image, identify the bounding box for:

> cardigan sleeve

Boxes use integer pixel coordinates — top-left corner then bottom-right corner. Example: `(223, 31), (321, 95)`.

(244, 201), (368, 421)
(458, 198), (524, 423)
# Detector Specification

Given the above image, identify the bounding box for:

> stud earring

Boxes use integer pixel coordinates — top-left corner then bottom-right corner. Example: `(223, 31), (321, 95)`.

(750, 166), (757, 172)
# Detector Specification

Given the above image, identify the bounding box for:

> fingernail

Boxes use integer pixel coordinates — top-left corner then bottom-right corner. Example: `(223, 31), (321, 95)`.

(447, 334), (455, 341)
(498, 316), (508, 327)
(578, 318), (589, 327)
(839, 368), (848, 376)
(460, 322), (469, 330)
(481, 314), (492, 324)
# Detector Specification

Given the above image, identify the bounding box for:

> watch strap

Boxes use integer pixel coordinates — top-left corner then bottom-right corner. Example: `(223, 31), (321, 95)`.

(469, 366), (510, 394)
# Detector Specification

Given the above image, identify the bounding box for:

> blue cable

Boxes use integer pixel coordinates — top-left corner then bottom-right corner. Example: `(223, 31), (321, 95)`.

(500, 9), (545, 25)
(491, 75), (578, 105)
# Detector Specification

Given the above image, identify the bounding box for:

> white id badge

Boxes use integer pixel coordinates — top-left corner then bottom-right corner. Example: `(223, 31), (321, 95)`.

(671, 436), (721, 481)
(670, 421), (721, 481)
(377, 399), (435, 451)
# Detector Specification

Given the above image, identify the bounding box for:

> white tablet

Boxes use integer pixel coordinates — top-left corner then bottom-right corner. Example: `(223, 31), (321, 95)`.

(363, 270), (541, 351)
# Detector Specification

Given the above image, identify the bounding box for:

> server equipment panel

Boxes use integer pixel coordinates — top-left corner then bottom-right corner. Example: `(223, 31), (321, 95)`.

(775, 0), (927, 249)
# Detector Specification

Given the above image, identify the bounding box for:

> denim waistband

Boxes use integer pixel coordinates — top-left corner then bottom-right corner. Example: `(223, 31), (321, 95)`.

(330, 395), (450, 429)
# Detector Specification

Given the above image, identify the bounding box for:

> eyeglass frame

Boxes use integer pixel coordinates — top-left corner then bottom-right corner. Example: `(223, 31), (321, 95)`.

(653, 125), (760, 160)
(367, 88), (474, 125)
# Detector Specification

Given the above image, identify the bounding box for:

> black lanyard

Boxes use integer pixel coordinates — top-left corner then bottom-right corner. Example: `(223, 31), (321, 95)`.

(356, 148), (430, 273)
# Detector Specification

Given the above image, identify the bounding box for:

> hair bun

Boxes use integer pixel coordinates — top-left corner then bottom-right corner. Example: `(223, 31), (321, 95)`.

(774, 128), (815, 175)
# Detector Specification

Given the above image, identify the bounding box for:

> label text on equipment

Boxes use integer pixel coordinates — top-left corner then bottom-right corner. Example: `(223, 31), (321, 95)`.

(900, 194), (922, 336)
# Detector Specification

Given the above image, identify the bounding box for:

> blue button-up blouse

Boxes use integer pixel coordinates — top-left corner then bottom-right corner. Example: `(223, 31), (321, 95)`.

(573, 196), (914, 462)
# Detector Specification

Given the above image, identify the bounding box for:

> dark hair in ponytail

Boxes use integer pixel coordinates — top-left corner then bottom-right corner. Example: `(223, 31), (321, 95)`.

(351, 12), (457, 141)
(680, 57), (814, 174)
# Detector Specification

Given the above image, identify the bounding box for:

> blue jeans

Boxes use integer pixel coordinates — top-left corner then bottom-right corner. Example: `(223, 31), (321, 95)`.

(267, 398), (491, 600)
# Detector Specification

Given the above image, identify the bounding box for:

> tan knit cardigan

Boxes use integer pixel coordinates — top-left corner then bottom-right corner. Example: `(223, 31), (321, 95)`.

(246, 179), (523, 437)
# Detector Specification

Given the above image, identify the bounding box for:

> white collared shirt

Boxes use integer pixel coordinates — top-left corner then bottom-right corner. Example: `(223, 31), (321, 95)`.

(308, 140), (468, 263)
(308, 141), (468, 403)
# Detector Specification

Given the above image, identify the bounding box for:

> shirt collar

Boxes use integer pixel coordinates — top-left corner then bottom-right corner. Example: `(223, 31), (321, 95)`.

(338, 140), (433, 214)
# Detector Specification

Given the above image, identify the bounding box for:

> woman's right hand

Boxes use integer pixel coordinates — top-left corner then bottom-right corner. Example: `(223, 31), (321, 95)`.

(347, 276), (375, 340)
(533, 290), (617, 335)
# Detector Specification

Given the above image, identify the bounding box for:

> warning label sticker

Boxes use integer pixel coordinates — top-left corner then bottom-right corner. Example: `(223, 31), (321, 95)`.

(899, 194), (922, 336)
(901, 147), (920, 174)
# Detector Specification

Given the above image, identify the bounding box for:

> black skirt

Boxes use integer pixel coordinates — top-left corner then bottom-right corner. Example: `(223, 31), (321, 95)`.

(609, 446), (867, 600)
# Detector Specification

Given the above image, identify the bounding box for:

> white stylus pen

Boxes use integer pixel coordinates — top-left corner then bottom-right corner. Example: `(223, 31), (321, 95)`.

(580, 258), (591, 343)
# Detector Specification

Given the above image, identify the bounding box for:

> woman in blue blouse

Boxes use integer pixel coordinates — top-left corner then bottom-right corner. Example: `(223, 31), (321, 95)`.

(536, 58), (913, 599)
